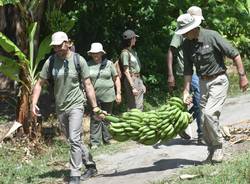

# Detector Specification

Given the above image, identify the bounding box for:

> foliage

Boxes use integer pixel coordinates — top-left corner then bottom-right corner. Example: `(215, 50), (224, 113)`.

(45, 9), (76, 34)
(0, 23), (51, 89)
(0, 0), (19, 6)
(59, 0), (250, 106)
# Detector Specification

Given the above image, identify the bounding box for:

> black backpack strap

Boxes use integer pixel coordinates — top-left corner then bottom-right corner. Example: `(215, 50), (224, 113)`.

(92, 58), (108, 86)
(48, 54), (55, 83)
(73, 53), (83, 90)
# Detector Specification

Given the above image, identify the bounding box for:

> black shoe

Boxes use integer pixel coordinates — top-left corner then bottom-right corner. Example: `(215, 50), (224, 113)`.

(69, 176), (80, 184)
(80, 167), (97, 181)
(197, 136), (205, 145)
(179, 131), (191, 140)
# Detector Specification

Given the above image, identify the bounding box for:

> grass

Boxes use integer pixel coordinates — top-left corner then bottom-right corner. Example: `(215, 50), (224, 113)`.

(0, 137), (134, 184)
(149, 151), (250, 184)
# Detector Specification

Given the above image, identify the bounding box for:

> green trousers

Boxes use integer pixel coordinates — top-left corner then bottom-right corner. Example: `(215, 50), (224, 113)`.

(90, 101), (113, 146)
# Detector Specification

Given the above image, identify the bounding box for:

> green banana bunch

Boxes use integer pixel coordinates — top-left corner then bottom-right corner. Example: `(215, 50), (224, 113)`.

(106, 96), (193, 145)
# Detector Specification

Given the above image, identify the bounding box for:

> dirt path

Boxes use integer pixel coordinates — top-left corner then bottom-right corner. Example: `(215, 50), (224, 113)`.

(82, 94), (250, 184)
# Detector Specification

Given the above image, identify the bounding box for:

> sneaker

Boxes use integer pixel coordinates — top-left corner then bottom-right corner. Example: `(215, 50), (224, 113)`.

(212, 148), (223, 163)
(80, 167), (98, 181)
(179, 131), (191, 140)
(69, 176), (80, 184)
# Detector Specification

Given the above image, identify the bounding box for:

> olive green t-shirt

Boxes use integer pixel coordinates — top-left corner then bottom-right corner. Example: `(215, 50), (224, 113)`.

(183, 28), (239, 76)
(170, 34), (184, 76)
(40, 52), (89, 113)
(88, 59), (117, 102)
(120, 49), (141, 73)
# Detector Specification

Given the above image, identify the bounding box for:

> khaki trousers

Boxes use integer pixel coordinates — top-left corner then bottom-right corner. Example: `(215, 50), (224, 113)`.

(124, 76), (145, 111)
(199, 74), (229, 151)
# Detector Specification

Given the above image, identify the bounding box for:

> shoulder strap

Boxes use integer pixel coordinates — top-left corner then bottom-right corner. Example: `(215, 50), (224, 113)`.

(92, 58), (108, 86)
(48, 54), (55, 82)
(73, 53), (83, 90)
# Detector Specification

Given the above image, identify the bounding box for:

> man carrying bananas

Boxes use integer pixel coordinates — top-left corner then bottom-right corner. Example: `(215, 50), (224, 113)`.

(175, 13), (248, 163)
(167, 6), (204, 144)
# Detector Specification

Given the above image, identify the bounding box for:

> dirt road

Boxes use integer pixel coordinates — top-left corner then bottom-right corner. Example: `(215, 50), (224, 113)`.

(82, 93), (250, 184)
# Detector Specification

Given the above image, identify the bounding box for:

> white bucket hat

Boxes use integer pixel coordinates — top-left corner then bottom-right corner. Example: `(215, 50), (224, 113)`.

(50, 31), (69, 46)
(187, 6), (205, 20)
(87, 42), (106, 54)
(175, 13), (202, 35)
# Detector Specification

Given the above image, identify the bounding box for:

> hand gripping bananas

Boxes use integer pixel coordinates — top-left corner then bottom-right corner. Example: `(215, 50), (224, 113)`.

(105, 97), (193, 145)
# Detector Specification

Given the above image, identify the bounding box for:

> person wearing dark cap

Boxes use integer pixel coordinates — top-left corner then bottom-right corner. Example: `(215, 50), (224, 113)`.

(167, 6), (204, 144)
(120, 29), (146, 111)
(175, 13), (248, 163)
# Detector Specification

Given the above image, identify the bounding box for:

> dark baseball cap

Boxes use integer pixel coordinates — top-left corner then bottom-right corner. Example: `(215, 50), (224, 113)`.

(122, 29), (139, 40)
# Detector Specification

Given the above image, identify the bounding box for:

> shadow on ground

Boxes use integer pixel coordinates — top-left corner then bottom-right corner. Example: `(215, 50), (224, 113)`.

(153, 138), (204, 149)
(102, 158), (201, 177)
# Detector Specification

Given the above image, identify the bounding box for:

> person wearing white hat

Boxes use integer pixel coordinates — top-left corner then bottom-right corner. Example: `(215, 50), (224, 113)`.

(87, 42), (121, 148)
(32, 31), (104, 184)
(175, 13), (248, 164)
(167, 6), (204, 143)
(120, 29), (146, 111)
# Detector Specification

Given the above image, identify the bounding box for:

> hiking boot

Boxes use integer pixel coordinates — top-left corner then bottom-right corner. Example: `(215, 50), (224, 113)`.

(69, 176), (80, 184)
(179, 131), (191, 140)
(80, 167), (97, 181)
(202, 150), (213, 165)
(212, 148), (223, 163)
(197, 135), (206, 145)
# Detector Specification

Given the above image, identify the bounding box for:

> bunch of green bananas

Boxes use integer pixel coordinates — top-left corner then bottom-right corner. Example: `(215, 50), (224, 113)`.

(105, 97), (193, 145)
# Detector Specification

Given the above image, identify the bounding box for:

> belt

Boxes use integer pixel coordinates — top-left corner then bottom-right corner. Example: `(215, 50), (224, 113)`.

(200, 71), (226, 80)
(131, 73), (140, 78)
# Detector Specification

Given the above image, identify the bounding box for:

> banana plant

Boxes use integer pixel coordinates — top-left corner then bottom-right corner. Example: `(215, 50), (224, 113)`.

(0, 22), (51, 91)
(0, 22), (51, 134)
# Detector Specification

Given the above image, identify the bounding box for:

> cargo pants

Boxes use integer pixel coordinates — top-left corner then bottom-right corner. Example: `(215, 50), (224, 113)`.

(124, 76), (145, 111)
(199, 74), (229, 152)
(90, 102), (113, 146)
(58, 107), (95, 177)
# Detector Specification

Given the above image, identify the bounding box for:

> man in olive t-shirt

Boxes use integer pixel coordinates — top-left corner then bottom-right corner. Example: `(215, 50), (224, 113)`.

(32, 32), (104, 184)
(175, 14), (248, 164)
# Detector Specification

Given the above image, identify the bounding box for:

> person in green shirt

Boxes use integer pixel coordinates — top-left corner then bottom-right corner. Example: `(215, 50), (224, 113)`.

(167, 6), (205, 144)
(175, 14), (248, 164)
(87, 42), (121, 148)
(120, 29), (146, 111)
(32, 32), (105, 184)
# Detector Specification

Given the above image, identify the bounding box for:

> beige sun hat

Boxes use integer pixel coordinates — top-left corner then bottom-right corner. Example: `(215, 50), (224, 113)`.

(87, 42), (106, 54)
(175, 13), (202, 35)
(187, 6), (205, 20)
(50, 31), (69, 46)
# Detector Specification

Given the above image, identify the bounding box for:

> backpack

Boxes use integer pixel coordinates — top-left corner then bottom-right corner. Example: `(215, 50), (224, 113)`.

(114, 49), (131, 80)
(48, 52), (83, 90)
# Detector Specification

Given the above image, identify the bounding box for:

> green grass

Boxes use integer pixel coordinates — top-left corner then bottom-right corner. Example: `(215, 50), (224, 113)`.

(0, 139), (69, 184)
(0, 138), (134, 184)
(149, 151), (250, 184)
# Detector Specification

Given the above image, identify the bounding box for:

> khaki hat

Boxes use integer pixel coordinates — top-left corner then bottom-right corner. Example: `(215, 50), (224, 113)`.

(122, 29), (139, 40)
(187, 6), (205, 20)
(50, 31), (69, 46)
(175, 13), (202, 35)
(87, 42), (106, 54)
